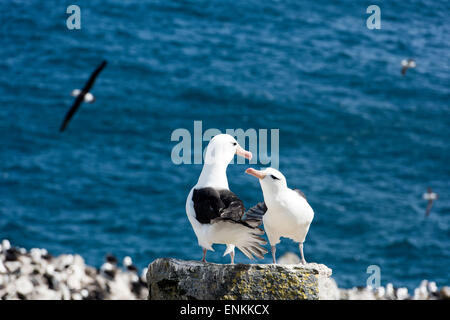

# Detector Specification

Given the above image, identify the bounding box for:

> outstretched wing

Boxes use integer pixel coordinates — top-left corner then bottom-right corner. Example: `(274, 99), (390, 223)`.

(82, 60), (107, 93)
(60, 60), (107, 132)
(401, 65), (409, 75)
(244, 202), (267, 227)
(425, 200), (433, 217)
(60, 93), (85, 132)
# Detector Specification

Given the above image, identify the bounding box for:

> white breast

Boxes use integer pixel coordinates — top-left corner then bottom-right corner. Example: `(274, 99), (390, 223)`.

(263, 188), (314, 245)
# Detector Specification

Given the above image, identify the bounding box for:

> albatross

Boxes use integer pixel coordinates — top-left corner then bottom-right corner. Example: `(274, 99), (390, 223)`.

(245, 167), (314, 264)
(401, 58), (416, 75)
(186, 134), (268, 264)
(60, 60), (107, 132)
(423, 187), (438, 217)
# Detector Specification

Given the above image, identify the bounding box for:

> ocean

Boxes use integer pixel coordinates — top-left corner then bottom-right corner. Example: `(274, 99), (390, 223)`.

(1, 0), (449, 290)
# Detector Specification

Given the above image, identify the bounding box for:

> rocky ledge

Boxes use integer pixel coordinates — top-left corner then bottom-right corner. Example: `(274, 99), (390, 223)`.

(146, 257), (337, 300)
(2, 239), (449, 300)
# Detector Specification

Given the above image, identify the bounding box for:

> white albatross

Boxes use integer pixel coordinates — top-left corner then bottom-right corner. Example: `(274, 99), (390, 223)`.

(245, 167), (314, 264)
(185, 134), (268, 264)
(401, 58), (416, 75)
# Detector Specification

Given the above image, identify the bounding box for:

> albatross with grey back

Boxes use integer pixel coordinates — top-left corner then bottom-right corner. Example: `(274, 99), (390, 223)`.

(401, 58), (416, 76)
(245, 167), (314, 264)
(185, 134), (268, 264)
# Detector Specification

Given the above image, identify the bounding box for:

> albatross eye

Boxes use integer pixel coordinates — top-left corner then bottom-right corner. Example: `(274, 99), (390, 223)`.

(232, 142), (237, 146)
(270, 175), (280, 180)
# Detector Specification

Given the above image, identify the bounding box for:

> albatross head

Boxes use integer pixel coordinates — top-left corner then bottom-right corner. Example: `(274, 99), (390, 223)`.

(197, 134), (252, 188)
(245, 167), (288, 194)
(204, 134), (252, 166)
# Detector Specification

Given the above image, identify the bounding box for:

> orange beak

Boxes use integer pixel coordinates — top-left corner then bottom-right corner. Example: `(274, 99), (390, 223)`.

(245, 168), (266, 179)
(236, 145), (252, 160)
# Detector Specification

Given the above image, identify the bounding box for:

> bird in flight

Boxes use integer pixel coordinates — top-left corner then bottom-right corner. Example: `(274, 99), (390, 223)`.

(423, 187), (438, 217)
(60, 60), (107, 132)
(401, 58), (416, 75)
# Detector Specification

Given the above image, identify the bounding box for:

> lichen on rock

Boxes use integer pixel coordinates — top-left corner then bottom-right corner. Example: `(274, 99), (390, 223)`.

(146, 258), (333, 300)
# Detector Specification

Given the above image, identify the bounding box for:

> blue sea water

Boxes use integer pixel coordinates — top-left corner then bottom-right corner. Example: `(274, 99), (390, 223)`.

(1, 0), (449, 290)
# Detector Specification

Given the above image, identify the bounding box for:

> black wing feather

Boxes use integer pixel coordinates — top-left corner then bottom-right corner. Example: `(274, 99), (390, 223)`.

(244, 202), (267, 225)
(82, 60), (107, 93)
(60, 94), (85, 132)
(217, 189), (245, 221)
(192, 188), (224, 224)
(192, 188), (246, 224)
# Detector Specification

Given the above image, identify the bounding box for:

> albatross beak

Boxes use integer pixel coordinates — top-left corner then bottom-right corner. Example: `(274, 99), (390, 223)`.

(245, 168), (266, 179)
(236, 145), (252, 160)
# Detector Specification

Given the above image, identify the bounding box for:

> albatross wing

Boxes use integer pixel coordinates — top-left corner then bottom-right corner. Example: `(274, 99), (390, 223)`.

(191, 187), (268, 260)
(59, 60), (107, 132)
(244, 202), (267, 226)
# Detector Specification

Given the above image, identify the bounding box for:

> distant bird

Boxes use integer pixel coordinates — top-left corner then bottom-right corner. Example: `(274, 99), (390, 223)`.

(185, 134), (268, 264)
(401, 58), (416, 75)
(123, 256), (138, 273)
(100, 252), (118, 279)
(59, 60), (107, 132)
(105, 253), (118, 265)
(423, 187), (438, 217)
(245, 167), (314, 264)
(100, 261), (116, 279)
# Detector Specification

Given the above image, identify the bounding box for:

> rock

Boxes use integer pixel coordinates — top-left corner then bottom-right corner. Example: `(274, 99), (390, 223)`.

(1, 239), (448, 300)
(146, 258), (333, 300)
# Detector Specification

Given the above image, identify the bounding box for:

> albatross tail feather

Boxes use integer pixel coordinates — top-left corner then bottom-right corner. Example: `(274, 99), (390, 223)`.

(211, 221), (268, 260)
(235, 225), (268, 260)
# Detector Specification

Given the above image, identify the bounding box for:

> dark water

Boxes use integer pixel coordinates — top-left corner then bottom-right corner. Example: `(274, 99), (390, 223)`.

(1, 0), (449, 289)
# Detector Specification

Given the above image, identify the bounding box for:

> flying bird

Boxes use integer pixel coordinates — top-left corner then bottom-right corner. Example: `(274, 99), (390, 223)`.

(245, 167), (314, 264)
(60, 60), (107, 132)
(185, 134), (268, 264)
(423, 187), (438, 217)
(401, 58), (416, 75)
